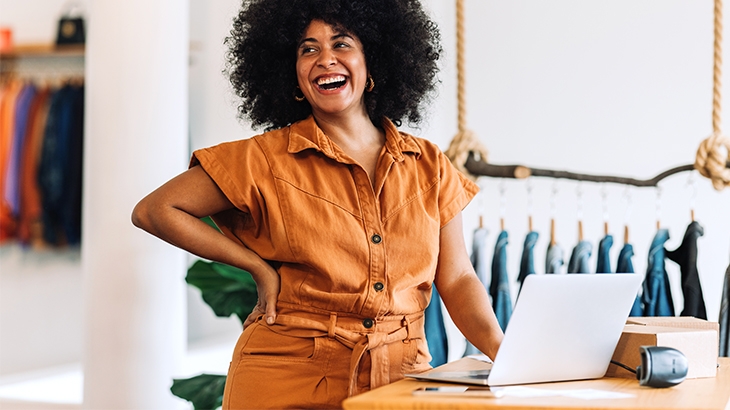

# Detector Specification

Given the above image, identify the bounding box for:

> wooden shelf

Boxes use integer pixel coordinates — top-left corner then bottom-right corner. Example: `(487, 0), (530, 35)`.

(0, 43), (85, 59)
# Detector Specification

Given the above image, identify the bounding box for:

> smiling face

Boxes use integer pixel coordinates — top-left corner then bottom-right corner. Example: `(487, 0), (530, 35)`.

(296, 19), (369, 120)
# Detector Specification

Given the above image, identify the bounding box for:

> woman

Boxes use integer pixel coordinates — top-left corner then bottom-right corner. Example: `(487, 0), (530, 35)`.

(132, 0), (503, 408)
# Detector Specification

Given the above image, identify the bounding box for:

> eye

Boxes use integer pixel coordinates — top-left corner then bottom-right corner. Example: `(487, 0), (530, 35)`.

(299, 45), (317, 55)
(334, 42), (350, 49)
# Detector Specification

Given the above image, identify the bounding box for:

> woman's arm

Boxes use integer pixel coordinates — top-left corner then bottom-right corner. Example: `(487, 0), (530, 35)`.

(434, 212), (504, 360)
(131, 165), (279, 325)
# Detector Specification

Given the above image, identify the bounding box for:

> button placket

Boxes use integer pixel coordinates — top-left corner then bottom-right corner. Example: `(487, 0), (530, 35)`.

(351, 157), (387, 316)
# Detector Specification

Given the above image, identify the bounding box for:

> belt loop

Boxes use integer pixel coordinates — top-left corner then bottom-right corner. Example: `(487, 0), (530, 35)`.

(328, 312), (337, 338)
(401, 316), (411, 343)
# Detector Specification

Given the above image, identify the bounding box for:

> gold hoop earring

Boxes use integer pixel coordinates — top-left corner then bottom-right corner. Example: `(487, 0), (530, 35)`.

(365, 76), (375, 92)
(294, 87), (306, 102)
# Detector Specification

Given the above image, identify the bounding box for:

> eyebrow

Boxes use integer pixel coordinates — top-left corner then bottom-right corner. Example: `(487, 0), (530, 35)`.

(298, 33), (354, 48)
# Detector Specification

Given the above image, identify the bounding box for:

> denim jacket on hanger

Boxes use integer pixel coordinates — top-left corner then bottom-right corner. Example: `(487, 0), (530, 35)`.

(568, 240), (593, 273)
(425, 286), (448, 367)
(490, 230), (512, 332)
(666, 221), (707, 319)
(546, 242), (564, 274)
(517, 231), (539, 291)
(464, 227), (490, 356)
(596, 234), (614, 273)
(641, 229), (674, 316)
(616, 243), (643, 316)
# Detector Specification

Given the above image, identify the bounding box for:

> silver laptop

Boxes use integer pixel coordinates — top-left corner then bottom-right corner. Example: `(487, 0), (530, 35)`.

(407, 273), (642, 386)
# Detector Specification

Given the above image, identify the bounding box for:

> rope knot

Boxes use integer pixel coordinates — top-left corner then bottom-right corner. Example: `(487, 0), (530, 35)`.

(694, 132), (730, 190)
(445, 129), (489, 181)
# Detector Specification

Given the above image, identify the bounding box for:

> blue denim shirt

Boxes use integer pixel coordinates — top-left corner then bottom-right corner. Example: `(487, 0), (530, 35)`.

(470, 227), (491, 297)
(596, 234), (614, 273)
(490, 230), (513, 332)
(641, 229), (674, 316)
(425, 286), (448, 366)
(568, 240), (593, 273)
(546, 243), (565, 274)
(617, 243), (643, 316)
(517, 231), (539, 291)
(465, 227), (490, 356)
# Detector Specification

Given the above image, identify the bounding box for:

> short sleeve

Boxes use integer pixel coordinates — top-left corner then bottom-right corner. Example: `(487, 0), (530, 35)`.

(189, 138), (270, 234)
(437, 150), (479, 228)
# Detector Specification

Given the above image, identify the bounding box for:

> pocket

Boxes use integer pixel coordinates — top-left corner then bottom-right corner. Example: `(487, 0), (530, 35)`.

(240, 322), (320, 363)
(401, 338), (432, 374)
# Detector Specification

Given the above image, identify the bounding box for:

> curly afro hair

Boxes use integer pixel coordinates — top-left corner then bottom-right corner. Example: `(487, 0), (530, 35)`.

(225, 0), (442, 131)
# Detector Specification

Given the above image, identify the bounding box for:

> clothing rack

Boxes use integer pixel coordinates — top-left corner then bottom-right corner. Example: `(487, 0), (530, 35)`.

(463, 153), (730, 188)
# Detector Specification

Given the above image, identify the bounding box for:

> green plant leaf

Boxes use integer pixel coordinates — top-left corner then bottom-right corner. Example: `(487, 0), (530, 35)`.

(170, 374), (226, 410)
(186, 260), (258, 324)
(200, 216), (222, 232)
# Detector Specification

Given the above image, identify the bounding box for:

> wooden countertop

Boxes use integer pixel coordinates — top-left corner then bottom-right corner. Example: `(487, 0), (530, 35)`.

(343, 357), (730, 410)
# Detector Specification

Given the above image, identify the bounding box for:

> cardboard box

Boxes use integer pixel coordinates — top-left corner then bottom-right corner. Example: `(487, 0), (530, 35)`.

(606, 317), (718, 379)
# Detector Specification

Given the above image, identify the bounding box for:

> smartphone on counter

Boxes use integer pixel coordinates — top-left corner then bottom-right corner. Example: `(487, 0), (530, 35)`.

(412, 386), (504, 398)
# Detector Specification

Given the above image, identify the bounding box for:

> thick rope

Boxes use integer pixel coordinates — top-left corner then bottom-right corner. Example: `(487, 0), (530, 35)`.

(696, 0), (730, 190)
(695, 134), (730, 190)
(456, 0), (466, 134)
(445, 0), (489, 180)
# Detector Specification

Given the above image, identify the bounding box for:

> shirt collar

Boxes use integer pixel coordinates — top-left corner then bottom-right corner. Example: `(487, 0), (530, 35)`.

(287, 116), (421, 162)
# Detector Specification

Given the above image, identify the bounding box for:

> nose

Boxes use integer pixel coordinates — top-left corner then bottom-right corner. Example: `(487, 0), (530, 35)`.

(317, 47), (337, 68)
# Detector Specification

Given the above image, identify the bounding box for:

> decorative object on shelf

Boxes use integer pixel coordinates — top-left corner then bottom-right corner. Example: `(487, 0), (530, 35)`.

(0, 27), (12, 52)
(55, 2), (86, 46)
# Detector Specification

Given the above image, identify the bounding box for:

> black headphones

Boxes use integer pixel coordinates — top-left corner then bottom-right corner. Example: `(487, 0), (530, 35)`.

(636, 346), (688, 388)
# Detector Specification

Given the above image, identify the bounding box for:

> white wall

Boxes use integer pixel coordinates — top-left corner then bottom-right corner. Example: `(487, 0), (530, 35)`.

(0, 0), (90, 377)
(1, 0), (728, 376)
(181, 0), (730, 361)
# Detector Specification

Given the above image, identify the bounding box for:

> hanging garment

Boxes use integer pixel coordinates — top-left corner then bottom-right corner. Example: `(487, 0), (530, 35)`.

(616, 243), (643, 317)
(17, 88), (51, 247)
(720, 263), (729, 357)
(424, 286), (448, 367)
(490, 230), (512, 332)
(38, 84), (84, 246)
(464, 226), (489, 356)
(545, 242), (564, 274)
(666, 221), (707, 319)
(4, 83), (37, 217)
(470, 226), (491, 296)
(61, 84), (84, 245)
(641, 229), (674, 316)
(0, 81), (24, 242)
(596, 234), (614, 273)
(568, 240), (593, 273)
(517, 231), (539, 291)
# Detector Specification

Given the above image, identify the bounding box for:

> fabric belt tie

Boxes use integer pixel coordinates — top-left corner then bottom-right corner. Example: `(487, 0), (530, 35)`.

(259, 304), (424, 397)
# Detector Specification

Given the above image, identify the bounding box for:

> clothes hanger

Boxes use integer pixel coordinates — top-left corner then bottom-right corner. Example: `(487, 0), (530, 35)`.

(576, 182), (584, 242)
(601, 185), (610, 237)
(623, 186), (632, 244)
(688, 172), (697, 222)
(499, 180), (506, 231)
(476, 178), (485, 229)
(655, 186), (663, 230)
(526, 178), (534, 232)
(550, 182), (558, 246)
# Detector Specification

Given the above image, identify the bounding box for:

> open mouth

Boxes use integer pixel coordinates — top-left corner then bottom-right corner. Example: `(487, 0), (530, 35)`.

(316, 75), (347, 90)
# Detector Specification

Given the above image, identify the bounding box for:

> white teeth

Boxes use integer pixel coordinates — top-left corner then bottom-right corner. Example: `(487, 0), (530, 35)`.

(317, 75), (346, 85)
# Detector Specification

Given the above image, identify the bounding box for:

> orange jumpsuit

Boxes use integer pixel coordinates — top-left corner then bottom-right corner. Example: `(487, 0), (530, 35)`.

(190, 116), (478, 409)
